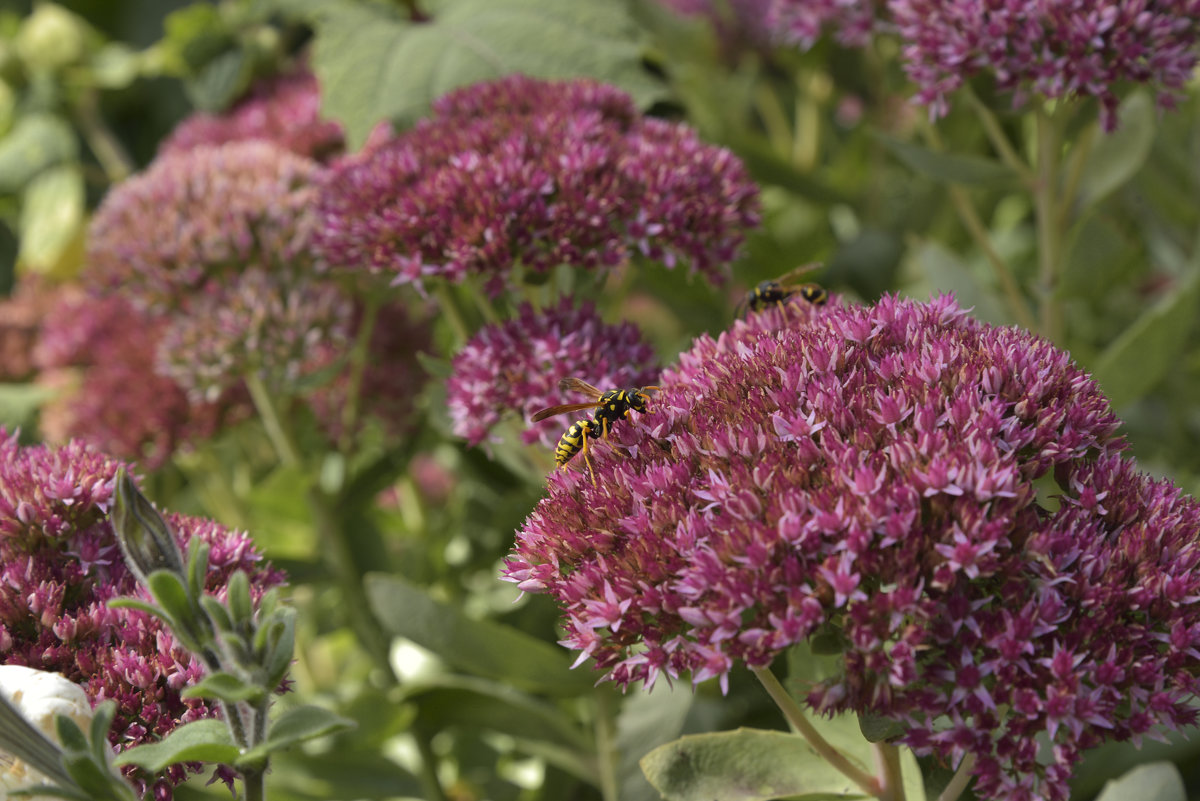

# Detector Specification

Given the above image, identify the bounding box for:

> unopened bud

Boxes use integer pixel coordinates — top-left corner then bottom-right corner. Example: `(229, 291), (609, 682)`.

(110, 468), (185, 587)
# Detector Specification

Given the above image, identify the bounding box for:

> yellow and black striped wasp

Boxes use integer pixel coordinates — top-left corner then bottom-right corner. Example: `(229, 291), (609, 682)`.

(737, 262), (829, 317)
(530, 377), (660, 484)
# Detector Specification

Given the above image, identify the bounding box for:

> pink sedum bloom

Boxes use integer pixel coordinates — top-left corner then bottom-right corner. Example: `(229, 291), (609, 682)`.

(315, 75), (760, 294)
(447, 298), (658, 448)
(0, 432), (285, 798)
(505, 294), (1200, 800)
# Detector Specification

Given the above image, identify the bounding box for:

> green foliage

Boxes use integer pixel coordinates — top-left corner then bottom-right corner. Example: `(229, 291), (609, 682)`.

(113, 720), (239, 772)
(289, 0), (663, 147)
(1094, 762), (1186, 801)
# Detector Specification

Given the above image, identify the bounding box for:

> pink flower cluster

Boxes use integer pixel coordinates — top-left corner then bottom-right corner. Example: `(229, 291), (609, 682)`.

(0, 432), (285, 798)
(766, 0), (876, 48)
(160, 68), (345, 162)
(888, 0), (1200, 127)
(506, 294), (1200, 800)
(35, 292), (248, 468)
(315, 75), (760, 293)
(447, 298), (658, 448)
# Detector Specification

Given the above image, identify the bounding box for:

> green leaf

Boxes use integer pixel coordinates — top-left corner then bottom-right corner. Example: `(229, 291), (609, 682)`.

(187, 47), (252, 112)
(0, 113), (77, 194)
(876, 134), (1018, 187)
(642, 715), (926, 801)
(112, 719), (238, 771)
(616, 684), (694, 801)
(226, 569), (253, 627)
(18, 163), (84, 277)
(1090, 267), (1200, 410)
(182, 672), (267, 704)
(1095, 762), (1185, 801)
(365, 573), (595, 695)
(857, 713), (904, 743)
(237, 704), (355, 766)
(1075, 91), (1156, 210)
(308, 0), (663, 148)
(402, 675), (588, 749)
(641, 727), (870, 801)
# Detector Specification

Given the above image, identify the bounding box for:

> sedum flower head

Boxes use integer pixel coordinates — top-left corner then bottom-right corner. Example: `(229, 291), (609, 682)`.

(505, 294), (1200, 800)
(888, 0), (1200, 128)
(447, 298), (658, 448)
(765, 0), (877, 48)
(0, 432), (285, 798)
(156, 269), (355, 402)
(87, 141), (323, 309)
(315, 75), (760, 293)
(160, 68), (345, 162)
(34, 292), (246, 468)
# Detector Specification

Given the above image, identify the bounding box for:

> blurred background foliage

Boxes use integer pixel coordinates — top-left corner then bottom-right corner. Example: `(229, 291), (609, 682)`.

(1, 0), (1200, 799)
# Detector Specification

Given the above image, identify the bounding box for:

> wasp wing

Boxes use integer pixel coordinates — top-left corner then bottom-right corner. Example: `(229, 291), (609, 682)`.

(530, 401), (604, 423)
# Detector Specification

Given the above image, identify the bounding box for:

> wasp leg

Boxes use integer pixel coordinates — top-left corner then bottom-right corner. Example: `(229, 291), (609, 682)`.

(581, 426), (597, 486)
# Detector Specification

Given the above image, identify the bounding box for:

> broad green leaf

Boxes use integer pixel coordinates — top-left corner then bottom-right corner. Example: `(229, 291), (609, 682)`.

(643, 714), (926, 801)
(857, 713), (904, 743)
(641, 727), (870, 801)
(0, 113), (77, 193)
(1095, 762), (1185, 801)
(237, 704), (355, 765)
(113, 720), (238, 771)
(365, 573), (595, 695)
(616, 684), (695, 801)
(876, 134), (1018, 187)
(401, 675), (588, 748)
(1091, 268), (1200, 410)
(17, 163), (84, 278)
(182, 672), (267, 704)
(1075, 91), (1156, 210)
(307, 0), (664, 148)
(1060, 212), (1138, 300)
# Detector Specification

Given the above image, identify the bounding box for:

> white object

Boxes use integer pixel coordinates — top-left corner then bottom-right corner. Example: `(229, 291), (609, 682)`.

(0, 665), (93, 798)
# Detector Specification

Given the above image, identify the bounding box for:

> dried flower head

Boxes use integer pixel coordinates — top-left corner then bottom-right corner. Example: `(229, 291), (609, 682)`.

(506, 294), (1200, 800)
(87, 141), (323, 309)
(0, 432), (285, 798)
(315, 75), (759, 293)
(888, 0), (1200, 128)
(447, 298), (658, 448)
(160, 68), (345, 162)
(35, 292), (245, 468)
(156, 269), (355, 403)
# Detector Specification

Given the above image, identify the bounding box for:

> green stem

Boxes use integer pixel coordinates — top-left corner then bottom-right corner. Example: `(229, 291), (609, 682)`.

(751, 666), (878, 796)
(241, 767), (265, 801)
(1034, 108), (1064, 341)
(754, 83), (794, 157)
(339, 294), (384, 452)
(468, 282), (502, 325)
(1057, 122), (1096, 229)
(963, 87), (1034, 182)
(72, 89), (134, 184)
(413, 729), (451, 801)
(936, 753), (977, 801)
(244, 372), (301, 469)
(433, 283), (471, 347)
(872, 742), (905, 801)
(593, 689), (620, 801)
(945, 184), (1037, 331)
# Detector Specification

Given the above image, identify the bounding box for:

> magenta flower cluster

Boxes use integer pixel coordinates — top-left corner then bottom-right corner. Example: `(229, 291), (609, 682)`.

(506, 294), (1200, 801)
(447, 298), (658, 448)
(160, 67), (345, 162)
(766, 0), (876, 48)
(888, 0), (1200, 127)
(0, 431), (285, 798)
(315, 75), (760, 293)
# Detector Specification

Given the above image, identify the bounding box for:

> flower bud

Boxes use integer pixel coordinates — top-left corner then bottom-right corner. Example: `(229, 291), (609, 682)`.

(15, 4), (88, 73)
(110, 468), (185, 586)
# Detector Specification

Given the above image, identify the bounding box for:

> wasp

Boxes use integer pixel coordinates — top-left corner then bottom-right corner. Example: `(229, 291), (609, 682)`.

(737, 262), (828, 317)
(531, 377), (660, 484)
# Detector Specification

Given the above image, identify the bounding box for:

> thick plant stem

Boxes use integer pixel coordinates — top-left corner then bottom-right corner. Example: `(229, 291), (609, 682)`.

(963, 87), (1032, 181)
(1034, 108), (1063, 342)
(242, 767), (265, 801)
(751, 666), (878, 796)
(433, 283), (471, 346)
(413, 729), (451, 801)
(873, 742), (906, 801)
(594, 689), (620, 801)
(937, 753), (977, 801)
